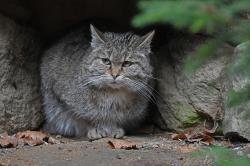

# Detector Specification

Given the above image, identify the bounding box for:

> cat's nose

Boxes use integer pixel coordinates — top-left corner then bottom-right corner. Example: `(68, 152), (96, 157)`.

(112, 73), (120, 80)
(111, 68), (120, 80)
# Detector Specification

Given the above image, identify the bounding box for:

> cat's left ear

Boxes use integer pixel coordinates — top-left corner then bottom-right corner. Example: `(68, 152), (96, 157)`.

(138, 30), (155, 49)
(90, 24), (105, 48)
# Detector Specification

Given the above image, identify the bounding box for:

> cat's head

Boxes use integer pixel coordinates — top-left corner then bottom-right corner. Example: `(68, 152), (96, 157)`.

(84, 24), (154, 92)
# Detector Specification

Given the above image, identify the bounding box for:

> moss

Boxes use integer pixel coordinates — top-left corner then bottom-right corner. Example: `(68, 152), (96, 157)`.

(174, 101), (202, 127)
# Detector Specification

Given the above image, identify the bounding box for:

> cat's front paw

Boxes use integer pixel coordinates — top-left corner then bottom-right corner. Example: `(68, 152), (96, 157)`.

(110, 128), (125, 138)
(87, 128), (107, 140)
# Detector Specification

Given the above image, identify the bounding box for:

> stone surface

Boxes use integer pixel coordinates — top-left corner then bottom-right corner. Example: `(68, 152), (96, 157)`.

(155, 35), (234, 131)
(222, 42), (250, 141)
(0, 135), (214, 166)
(0, 14), (43, 133)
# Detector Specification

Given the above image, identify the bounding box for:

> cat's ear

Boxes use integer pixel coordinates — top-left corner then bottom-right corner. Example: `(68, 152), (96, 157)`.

(90, 24), (105, 48)
(138, 30), (155, 48)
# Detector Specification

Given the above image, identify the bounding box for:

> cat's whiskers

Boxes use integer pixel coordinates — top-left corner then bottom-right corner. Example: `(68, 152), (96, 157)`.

(131, 80), (157, 104)
(122, 77), (157, 104)
(73, 75), (108, 95)
(83, 74), (110, 86)
(82, 75), (105, 87)
(139, 79), (163, 102)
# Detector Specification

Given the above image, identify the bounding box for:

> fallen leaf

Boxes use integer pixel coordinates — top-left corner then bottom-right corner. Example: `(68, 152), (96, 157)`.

(0, 130), (59, 148)
(16, 130), (48, 140)
(177, 145), (199, 153)
(0, 133), (18, 148)
(0, 139), (11, 148)
(171, 122), (218, 145)
(108, 139), (137, 150)
(201, 135), (214, 145)
(16, 130), (49, 146)
(171, 133), (188, 140)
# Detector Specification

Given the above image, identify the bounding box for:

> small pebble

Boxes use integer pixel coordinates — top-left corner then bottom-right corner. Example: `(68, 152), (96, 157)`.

(237, 151), (244, 156)
(152, 144), (160, 148)
(56, 135), (62, 139)
(115, 154), (122, 159)
(63, 149), (72, 152)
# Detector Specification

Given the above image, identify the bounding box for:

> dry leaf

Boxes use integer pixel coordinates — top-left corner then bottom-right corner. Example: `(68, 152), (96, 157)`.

(0, 133), (18, 148)
(171, 122), (218, 145)
(0, 138), (15, 148)
(177, 145), (199, 153)
(16, 130), (49, 146)
(201, 135), (214, 145)
(171, 133), (188, 140)
(16, 130), (49, 140)
(0, 130), (59, 148)
(108, 139), (137, 150)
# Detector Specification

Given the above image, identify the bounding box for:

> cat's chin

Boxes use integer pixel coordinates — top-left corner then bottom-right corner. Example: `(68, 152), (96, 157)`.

(106, 83), (124, 89)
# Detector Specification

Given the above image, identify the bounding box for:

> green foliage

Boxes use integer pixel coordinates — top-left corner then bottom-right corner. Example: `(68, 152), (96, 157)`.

(133, 0), (250, 106)
(133, 0), (250, 34)
(192, 146), (250, 166)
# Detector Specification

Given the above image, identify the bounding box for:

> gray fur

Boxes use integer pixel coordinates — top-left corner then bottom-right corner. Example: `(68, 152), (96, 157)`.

(40, 25), (154, 139)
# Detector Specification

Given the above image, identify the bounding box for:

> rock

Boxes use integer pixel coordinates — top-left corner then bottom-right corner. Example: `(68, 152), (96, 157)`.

(236, 151), (244, 156)
(155, 35), (234, 131)
(0, 14), (43, 133)
(222, 42), (250, 141)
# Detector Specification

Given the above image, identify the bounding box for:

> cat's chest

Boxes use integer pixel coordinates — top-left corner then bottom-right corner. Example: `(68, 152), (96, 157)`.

(93, 88), (136, 110)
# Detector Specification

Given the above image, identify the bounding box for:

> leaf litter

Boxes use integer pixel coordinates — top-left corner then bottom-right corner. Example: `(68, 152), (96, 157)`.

(0, 130), (60, 148)
(108, 139), (138, 150)
(171, 121), (218, 145)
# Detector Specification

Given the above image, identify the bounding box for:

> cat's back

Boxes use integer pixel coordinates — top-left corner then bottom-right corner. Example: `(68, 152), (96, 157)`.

(41, 28), (90, 83)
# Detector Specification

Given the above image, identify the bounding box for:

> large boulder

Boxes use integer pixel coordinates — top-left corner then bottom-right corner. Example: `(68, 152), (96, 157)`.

(155, 35), (234, 131)
(222, 42), (250, 141)
(0, 14), (43, 133)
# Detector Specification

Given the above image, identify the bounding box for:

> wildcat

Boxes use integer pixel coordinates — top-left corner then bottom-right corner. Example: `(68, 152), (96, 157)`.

(40, 25), (155, 140)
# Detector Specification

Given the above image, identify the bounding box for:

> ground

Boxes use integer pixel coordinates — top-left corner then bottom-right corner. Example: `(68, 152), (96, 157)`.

(0, 132), (249, 166)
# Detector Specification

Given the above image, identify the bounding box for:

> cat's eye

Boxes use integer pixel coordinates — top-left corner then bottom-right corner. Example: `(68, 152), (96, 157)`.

(101, 58), (111, 65)
(122, 61), (133, 67)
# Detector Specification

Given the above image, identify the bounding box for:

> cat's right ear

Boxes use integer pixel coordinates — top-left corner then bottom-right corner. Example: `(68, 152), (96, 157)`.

(90, 24), (105, 48)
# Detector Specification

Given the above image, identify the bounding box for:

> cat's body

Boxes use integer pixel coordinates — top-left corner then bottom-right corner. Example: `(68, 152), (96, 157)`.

(40, 25), (154, 139)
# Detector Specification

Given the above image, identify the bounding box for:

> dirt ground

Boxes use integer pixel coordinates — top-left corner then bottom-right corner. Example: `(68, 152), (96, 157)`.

(0, 132), (249, 166)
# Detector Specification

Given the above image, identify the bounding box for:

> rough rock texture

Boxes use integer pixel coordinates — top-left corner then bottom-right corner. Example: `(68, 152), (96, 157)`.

(155, 35), (234, 131)
(0, 14), (43, 133)
(222, 42), (250, 141)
